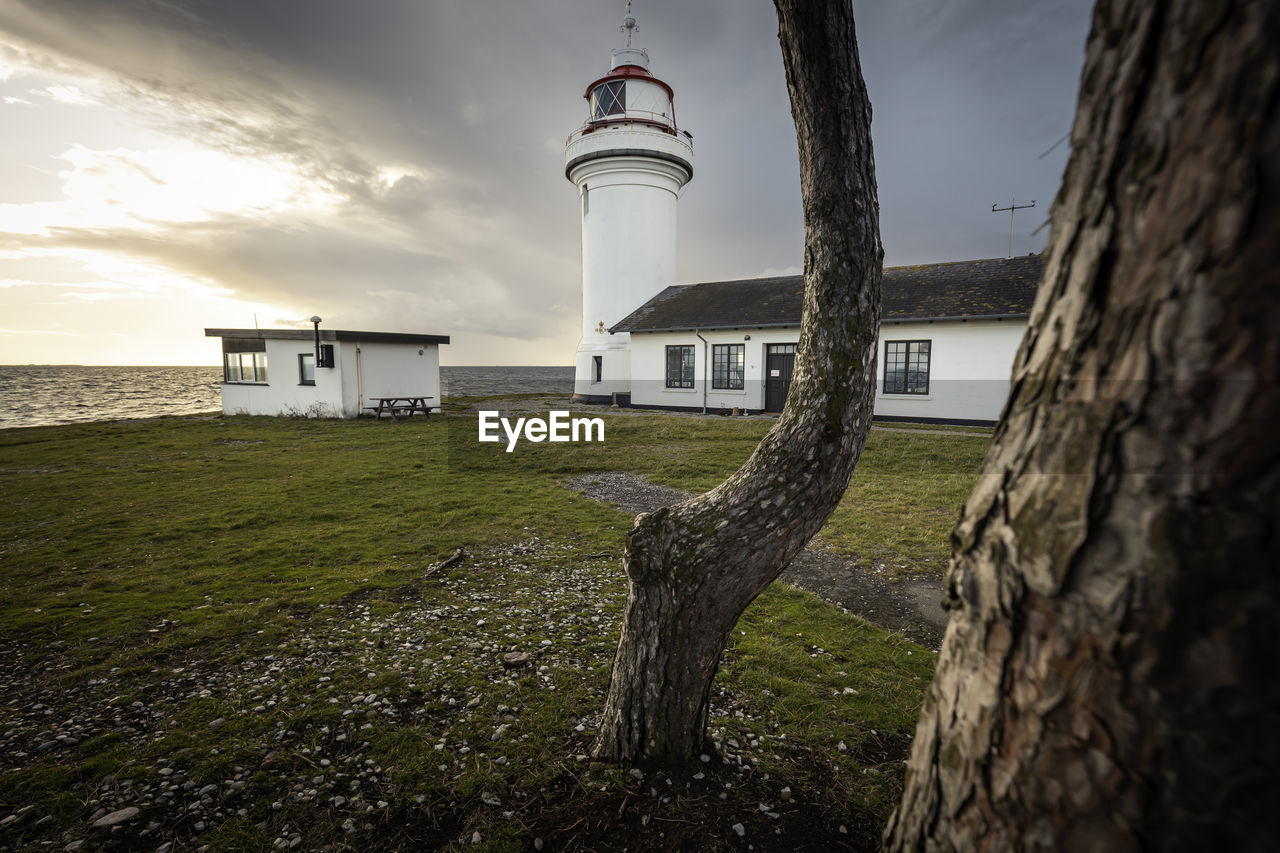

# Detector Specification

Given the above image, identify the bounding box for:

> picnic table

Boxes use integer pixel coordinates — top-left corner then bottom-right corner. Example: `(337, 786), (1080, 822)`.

(365, 396), (435, 420)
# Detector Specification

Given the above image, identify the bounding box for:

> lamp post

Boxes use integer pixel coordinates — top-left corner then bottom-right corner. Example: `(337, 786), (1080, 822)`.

(310, 316), (322, 367)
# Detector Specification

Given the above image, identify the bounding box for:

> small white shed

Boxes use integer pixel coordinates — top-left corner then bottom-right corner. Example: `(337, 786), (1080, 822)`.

(204, 326), (449, 418)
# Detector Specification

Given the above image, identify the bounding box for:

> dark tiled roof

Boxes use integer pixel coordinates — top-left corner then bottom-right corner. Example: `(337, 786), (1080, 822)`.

(610, 254), (1042, 332)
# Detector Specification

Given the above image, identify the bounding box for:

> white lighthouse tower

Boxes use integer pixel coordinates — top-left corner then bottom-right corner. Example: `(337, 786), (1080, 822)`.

(566, 5), (693, 404)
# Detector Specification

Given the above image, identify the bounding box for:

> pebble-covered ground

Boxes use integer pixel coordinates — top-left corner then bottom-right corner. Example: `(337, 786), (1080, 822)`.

(1, 536), (919, 851)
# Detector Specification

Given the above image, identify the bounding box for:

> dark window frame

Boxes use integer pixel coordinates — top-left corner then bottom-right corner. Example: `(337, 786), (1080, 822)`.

(592, 355), (603, 384)
(221, 337), (268, 384)
(883, 339), (931, 395)
(712, 344), (745, 390)
(222, 352), (268, 384)
(665, 344), (695, 389)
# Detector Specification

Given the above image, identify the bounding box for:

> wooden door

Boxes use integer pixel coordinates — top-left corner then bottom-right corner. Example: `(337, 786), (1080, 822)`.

(764, 344), (797, 412)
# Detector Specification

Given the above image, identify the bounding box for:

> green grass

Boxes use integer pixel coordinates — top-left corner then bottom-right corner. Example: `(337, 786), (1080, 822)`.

(0, 409), (985, 850)
(822, 430), (990, 573)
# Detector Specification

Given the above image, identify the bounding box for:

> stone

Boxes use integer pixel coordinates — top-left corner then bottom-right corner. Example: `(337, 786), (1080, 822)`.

(92, 807), (140, 828)
(732, 823), (746, 837)
(502, 652), (531, 668)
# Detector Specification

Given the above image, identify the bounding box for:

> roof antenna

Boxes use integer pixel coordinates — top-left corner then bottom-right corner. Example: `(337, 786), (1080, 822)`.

(991, 197), (1035, 259)
(621, 2), (638, 47)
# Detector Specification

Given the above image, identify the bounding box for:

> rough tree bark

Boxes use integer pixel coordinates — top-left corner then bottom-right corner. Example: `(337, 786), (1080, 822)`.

(886, 0), (1279, 849)
(593, 0), (883, 764)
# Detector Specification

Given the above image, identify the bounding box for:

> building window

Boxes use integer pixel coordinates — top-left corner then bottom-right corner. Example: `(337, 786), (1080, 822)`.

(223, 352), (268, 383)
(591, 81), (626, 119)
(884, 340), (930, 394)
(665, 345), (695, 389)
(592, 356), (603, 384)
(299, 353), (316, 386)
(712, 344), (745, 390)
(221, 337), (268, 384)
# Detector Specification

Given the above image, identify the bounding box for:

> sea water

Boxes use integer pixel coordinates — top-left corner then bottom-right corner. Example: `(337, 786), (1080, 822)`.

(0, 365), (574, 430)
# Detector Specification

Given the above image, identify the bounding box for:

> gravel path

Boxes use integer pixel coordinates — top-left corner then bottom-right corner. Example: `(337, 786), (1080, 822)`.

(564, 472), (948, 649)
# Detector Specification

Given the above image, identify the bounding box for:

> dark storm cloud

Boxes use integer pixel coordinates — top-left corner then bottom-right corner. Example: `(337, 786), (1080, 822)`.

(0, 0), (1093, 359)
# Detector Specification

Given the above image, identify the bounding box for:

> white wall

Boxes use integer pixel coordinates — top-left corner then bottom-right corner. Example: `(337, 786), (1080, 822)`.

(219, 338), (441, 418)
(627, 318), (1027, 423)
(346, 341), (441, 414)
(573, 340), (631, 402)
(875, 320), (1025, 423)
(219, 338), (344, 418)
(629, 328), (797, 412)
(566, 125), (692, 399)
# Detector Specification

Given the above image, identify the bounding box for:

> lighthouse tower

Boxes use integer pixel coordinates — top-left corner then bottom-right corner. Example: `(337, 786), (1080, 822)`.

(566, 5), (693, 404)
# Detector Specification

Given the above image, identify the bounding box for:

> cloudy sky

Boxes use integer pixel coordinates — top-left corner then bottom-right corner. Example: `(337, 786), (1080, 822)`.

(0, 0), (1093, 366)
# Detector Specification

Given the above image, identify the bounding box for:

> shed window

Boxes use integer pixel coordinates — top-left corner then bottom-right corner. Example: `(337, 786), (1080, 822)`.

(712, 344), (745, 390)
(222, 337), (268, 384)
(665, 345), (695, 389)
(299, 353), (315, 386)
(884, 340), (930, 394)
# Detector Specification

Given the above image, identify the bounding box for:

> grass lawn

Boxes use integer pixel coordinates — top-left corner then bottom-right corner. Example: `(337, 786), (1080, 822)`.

(0, 409), (987, 851)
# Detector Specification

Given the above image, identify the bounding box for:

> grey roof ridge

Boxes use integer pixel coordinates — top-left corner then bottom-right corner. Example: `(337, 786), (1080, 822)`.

(622, 312), (1031, 334)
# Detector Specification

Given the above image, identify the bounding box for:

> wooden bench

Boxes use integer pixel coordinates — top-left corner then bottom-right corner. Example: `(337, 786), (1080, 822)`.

(365, 396), (435, 421)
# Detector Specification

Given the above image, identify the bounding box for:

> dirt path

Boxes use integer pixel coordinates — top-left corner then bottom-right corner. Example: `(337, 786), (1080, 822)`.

(565, 471), (949, 649)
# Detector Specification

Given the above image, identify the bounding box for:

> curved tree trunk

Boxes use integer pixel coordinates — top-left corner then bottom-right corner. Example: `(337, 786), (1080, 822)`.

(593, 0), (883, 764)
(886, 0), (1280, 848)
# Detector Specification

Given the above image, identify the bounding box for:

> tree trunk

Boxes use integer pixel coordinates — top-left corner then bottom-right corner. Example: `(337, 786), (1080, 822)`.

(593, 0), (883, 764)
(886, 0), (1280, 848)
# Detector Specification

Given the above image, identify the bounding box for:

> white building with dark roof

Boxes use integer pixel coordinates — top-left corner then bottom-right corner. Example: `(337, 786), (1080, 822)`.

(564, 11), (1041, 426)
(204, 326), (449, 418)
(609, 255), (1041, 425)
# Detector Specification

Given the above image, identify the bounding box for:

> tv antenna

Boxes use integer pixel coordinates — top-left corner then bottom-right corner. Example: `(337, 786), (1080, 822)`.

(992, 197), (1035, 258)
